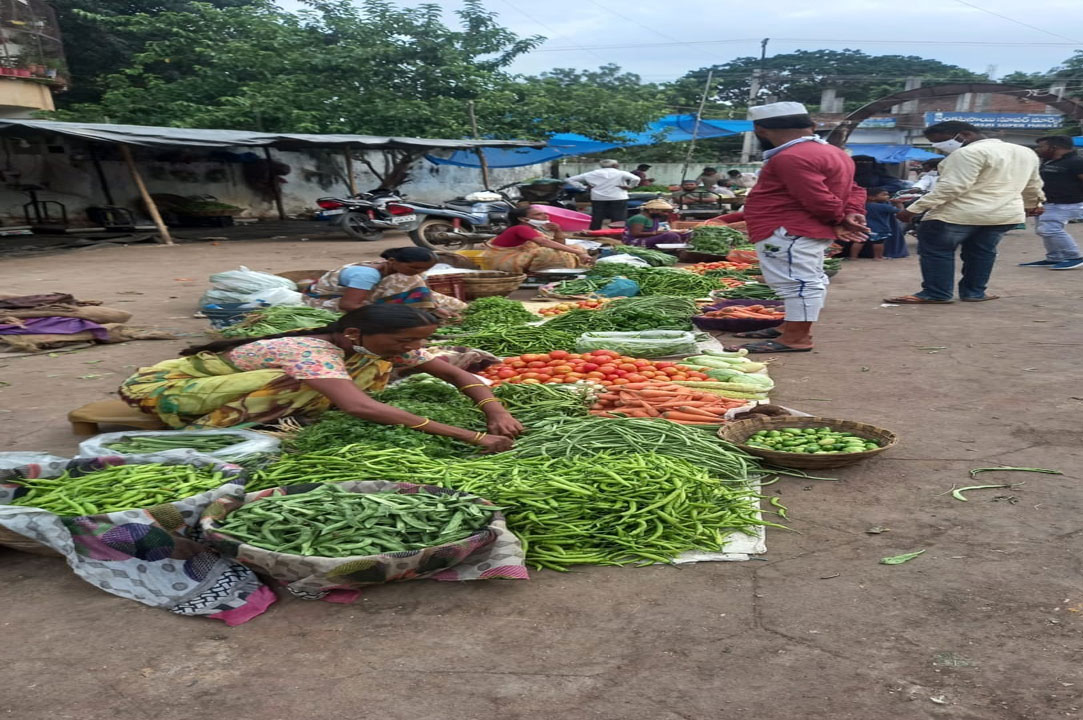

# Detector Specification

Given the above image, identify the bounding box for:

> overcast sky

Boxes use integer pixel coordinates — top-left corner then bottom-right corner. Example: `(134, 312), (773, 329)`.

(278, 0), (1083, 82)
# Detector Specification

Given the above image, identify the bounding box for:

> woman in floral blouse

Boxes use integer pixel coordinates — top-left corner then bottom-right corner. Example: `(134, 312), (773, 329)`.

(119, 305), (521, 452)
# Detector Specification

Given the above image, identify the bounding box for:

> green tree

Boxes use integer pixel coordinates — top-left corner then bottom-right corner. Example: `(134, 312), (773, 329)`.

(670, 49), (986, 112)
(52, 0), (261, 106)
(52, 1), (663, 140)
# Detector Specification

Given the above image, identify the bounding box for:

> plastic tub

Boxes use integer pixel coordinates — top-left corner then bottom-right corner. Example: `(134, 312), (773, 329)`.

(534, 204), (592, 232)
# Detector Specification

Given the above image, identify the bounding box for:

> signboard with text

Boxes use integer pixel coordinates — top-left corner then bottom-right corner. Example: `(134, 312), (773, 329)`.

(924, 111), (1064, 130)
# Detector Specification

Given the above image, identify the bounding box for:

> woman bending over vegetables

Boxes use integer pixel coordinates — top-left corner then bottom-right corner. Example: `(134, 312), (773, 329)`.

(304, 246), (467, 317)
(119, 305), (522, 452)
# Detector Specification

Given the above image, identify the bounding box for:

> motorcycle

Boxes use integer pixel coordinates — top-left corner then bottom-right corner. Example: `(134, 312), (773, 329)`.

(390, 189), (518, 251)
(315, 189), (415, 241)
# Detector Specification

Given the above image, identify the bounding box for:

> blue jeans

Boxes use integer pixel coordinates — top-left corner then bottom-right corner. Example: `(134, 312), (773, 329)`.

(1035, 202), (1083, 261)
(916, 220), (1016, 300)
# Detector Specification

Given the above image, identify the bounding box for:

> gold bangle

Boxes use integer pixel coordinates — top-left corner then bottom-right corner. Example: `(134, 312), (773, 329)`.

(476, 397), (500, 408)
(472, 431), (487, 444)
(459, 383), (486, 390)
(409, 418), (431, 430)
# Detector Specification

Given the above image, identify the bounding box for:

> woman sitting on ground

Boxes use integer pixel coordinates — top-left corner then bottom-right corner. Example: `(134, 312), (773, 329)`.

(482, 205), (592, 274)
(623, 199), (689, 248)
(304, 246), (467, 317)
(119, 304), (521, 451)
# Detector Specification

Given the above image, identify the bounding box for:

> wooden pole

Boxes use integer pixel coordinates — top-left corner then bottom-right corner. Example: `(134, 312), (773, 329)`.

(467, 100), (491, 190)
(263, 146), (286, 220)
(680, 69), (714, 183)
(119, 143), (172, 245)
(343, 147), (358, 195)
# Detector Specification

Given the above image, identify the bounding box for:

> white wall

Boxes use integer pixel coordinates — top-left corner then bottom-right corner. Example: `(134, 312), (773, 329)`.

(558, 161), (762, 187)
(0, 138), (547, 224)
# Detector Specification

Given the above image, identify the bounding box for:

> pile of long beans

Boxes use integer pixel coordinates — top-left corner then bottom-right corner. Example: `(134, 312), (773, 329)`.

(433, 325), (578, 356)
(213, 484), (494, 557)
(10, 464), (235, 515)
(513, 416), (758, 483)
(249, 446), (769, 570)
(103, 433), (246, 455)
(492, 382), (593, 426)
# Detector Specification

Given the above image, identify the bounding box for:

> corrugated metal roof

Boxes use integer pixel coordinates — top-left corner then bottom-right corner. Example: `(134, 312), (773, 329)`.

(0, 119), (547, 151)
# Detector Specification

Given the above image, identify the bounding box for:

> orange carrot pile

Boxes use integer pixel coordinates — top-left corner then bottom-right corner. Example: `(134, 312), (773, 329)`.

(589, 382), (750, 424)
(700, 304), (784, 320)
(685, 261), (756, 275)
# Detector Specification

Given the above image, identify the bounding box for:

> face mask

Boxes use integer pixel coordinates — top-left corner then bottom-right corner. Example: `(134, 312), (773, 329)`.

(526, 218), (549, 228)
(930, 136), (964, 154)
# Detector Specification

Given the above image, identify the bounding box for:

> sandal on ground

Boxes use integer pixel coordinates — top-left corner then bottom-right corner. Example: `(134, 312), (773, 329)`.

(959, 295), (1000, 302)
(883, 295), (953, 304)
(732, 328), (782, 339)
(734, 340), (812, 354)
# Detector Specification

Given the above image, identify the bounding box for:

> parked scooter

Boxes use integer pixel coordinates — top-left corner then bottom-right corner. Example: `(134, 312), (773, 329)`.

(391, 189), (518, 250)
(315, 188), (413, 241)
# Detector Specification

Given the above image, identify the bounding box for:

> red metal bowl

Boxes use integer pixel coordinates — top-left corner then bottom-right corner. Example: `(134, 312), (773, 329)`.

(692, 299), (785, 332)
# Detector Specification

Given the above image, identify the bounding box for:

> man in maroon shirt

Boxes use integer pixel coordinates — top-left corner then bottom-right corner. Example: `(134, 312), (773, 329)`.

(719, 102), (868, 352)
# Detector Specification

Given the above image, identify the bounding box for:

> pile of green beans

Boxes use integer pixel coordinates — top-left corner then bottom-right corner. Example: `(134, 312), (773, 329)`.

(213, 484), (494, 557)
(492, 382), (593, 426)
(249, 446), (770, 570)
(713, 282), (779, 300)
(10, 464), (235, 515)
(513, 417), (759, 483)
(433, 326), (578, 356)
(103, 433), (245, 454)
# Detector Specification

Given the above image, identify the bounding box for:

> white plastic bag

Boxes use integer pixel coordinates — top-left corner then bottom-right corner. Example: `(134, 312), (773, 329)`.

(77, 429), (280, 461)
(596, 254), (651, 268)
(200, 266), (299, 306)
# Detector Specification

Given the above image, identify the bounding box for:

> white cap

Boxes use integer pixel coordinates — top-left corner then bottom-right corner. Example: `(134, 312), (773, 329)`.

(749, 102), (810, 121)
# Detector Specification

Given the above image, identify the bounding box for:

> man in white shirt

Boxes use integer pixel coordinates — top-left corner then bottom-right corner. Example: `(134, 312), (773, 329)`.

(727, 169), (758, 189)
(567, 159), (641, 230)
(886, 121), (1044, 304)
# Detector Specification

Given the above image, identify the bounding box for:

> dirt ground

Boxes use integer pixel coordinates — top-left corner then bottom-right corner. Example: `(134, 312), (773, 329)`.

(1, 228), (1081, 720)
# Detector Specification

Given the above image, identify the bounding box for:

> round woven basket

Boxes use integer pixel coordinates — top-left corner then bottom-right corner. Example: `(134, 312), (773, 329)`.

(692, 299), (785, 332)
(719, 416), (898, 470)
(0, 526), (61, 557)
(461, 271), (526, 299)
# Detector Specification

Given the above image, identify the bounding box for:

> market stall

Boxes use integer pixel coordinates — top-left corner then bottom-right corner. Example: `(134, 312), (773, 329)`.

(0, 220), (897, 625)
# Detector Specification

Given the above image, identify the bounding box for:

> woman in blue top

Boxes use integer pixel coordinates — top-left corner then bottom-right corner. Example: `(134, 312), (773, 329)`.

(304, 247), (468, 316)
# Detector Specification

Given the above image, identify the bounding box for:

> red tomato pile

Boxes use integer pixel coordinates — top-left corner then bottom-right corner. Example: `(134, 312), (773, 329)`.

(479, 349), (714, 387)
(537, 299), (609, 317)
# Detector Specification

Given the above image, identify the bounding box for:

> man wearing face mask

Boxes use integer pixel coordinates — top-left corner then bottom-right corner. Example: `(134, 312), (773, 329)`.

(886, 121), (1044, 304)
(713, 101), (869, 353)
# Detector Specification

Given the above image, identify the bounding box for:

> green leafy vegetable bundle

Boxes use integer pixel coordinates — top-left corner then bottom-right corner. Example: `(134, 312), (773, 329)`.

(459, 296), (535, 330)
(219, 306), (341, 338)
(689, 225), (748, 254)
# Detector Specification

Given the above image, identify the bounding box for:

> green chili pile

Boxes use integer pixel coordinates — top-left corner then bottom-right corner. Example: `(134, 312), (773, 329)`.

(712, 282), (780, 300)
(433, 325), (578, 356)
(250, 445), (771, 570)
(11, 464), (235, 515)
(492, 382), (593, 426)
(213, 484), (495, 557)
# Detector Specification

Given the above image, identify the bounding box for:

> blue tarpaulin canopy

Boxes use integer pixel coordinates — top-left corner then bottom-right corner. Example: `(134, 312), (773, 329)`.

(426, 114), (753, 168)
(1074, 137), (1083, 146)
(846, 143), (942, 163)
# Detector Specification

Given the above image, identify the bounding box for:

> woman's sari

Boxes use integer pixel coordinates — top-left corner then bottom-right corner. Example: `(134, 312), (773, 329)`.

(304, 262), (467, 314)
(119, 351), (398, 429)
(480, 237), (581, 274)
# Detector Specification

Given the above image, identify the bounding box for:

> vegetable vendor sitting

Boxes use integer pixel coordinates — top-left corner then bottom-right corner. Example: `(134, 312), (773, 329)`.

(623, 199), (688, 248)
(118, 305), (522, 452)
(304, 246), (467, 317)
(482, 205), (593, 273)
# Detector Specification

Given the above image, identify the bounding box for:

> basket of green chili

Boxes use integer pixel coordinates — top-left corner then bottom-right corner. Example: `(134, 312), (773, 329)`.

(200, 481), (523, 596)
